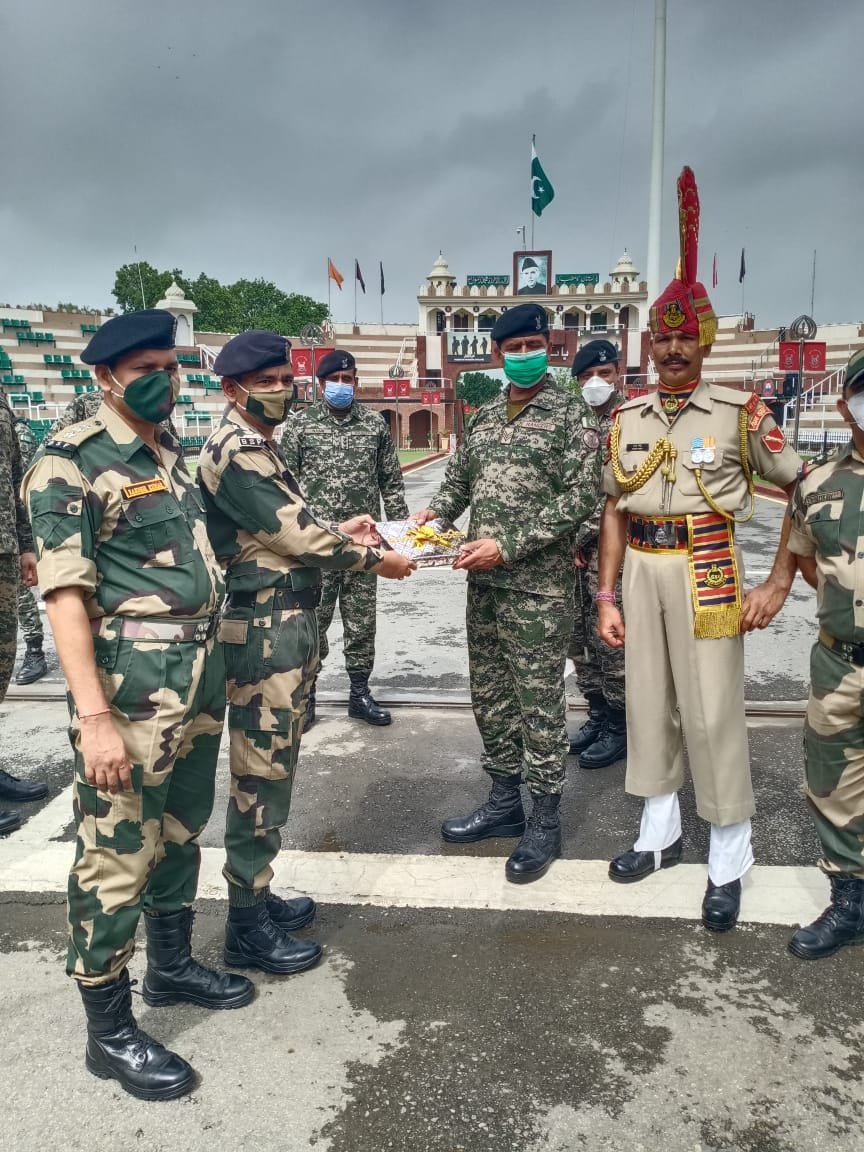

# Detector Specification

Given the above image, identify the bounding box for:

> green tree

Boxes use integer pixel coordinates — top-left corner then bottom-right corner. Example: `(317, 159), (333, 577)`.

(112, 262), (176, 312)
(456, 371), (504, 408)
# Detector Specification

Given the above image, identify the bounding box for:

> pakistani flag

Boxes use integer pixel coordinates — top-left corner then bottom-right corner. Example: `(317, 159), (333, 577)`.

(531, 138), (555, 217)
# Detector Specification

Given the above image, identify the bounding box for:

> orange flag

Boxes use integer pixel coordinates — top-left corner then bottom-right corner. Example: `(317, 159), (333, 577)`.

(328, 258), (344, 290)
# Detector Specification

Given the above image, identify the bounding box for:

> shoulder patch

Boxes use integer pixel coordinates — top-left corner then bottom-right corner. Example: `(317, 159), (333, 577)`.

(747, 400), (772, 431)
(582, 428), (600, 451)
(761, 426), (786, 453)
(43, 420), (105, 454)
(236, 435), (267, 450)
(42, 438), (78, 455)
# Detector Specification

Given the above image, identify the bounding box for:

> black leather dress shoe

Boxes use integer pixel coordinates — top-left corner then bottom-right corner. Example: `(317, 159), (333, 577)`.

(0, 769), (49, 803)
(0, 810), (22, 835)
(608, 837), (683, 884)
(702, 878), (741, 932)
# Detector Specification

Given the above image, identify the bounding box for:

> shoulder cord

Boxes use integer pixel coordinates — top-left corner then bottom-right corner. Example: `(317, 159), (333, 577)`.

(610, 421), (674, 493)
(693, 406), (756, 524)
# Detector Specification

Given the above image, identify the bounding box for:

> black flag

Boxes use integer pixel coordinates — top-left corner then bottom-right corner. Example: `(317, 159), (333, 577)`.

(355, 260), (366, 294)
(738, 247), (746, 284)
(379, 261), (385, 296)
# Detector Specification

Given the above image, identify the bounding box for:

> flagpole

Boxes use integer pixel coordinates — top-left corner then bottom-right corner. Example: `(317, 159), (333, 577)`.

(646, 0), (667, 302)
(530, 134), (535, 249)
(810, 248), (817, 317)
(354, 262), (358, 326)
(327, 257), (331, 318)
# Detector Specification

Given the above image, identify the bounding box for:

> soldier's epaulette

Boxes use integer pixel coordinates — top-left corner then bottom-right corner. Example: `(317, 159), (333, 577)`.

(615, 395), (645, 413)
(42, 421), (104, 454)
(235, 434), (267, 450)
(797, 449), (838, 481)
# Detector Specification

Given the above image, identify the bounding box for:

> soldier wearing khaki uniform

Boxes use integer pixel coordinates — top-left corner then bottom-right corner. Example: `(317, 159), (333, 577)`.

(198, 331), (414, 976)
(23, 311), (253, 1102)
(783, 349), (864, 960)
(597, 168), (801, 931)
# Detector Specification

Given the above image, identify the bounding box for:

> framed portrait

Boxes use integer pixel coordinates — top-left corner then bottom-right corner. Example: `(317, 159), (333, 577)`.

(513, 250), (551, 296)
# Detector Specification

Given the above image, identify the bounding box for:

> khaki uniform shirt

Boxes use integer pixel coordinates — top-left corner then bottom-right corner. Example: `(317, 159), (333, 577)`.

(602, 381), (801, 515)
(788, 441), (864, 644)
(22, 402), (221, 619)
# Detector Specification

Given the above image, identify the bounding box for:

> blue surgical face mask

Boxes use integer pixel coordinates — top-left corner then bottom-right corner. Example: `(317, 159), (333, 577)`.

(324, 381), (355, 409)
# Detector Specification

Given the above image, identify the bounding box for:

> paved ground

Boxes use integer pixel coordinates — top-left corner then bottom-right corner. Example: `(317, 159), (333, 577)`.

(3, 459), (859, 1152)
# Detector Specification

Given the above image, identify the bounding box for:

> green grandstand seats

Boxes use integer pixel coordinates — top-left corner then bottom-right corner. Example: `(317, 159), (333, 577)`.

(2, 375), (25, 386)
(43, 354), (73, 365)
(2, 318), (30, 329)
(61, 369), (92, 380)
(178, 353), (201, 364)
(9, 393), (29, 405)
(17, 331), (54, 343)
(30, 391), (44, 403)
(177, 394), (193, 404)
(80, 324), (99, 334)
(74, 384), (85, 394)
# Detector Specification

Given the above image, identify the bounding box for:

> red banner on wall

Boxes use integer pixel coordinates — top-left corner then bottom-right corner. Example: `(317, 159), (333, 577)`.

(778, 342), (799, 371)
(382, 379), (411, 398)
(383, 380), (396, 398)
(803, 342), (826, 373)
(291, 348), (333, 378)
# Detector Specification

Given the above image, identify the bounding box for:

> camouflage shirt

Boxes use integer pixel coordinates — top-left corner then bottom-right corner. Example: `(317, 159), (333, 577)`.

(14, 416), (39, 470)
(280, 401), (409, 523)
(0, 393), (33, 556)
(50, 391), (179, 439)
(22, 401), (221, 619)
(197, 406), (383, 595)
(575, 391), (623, 551)
(429, 380), (602, 599)
(788, 441), (864, 644)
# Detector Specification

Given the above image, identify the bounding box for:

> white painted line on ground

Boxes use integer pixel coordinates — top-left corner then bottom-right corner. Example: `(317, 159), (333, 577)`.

(0, 838), (829, 928)
(11, 784), (73, 846)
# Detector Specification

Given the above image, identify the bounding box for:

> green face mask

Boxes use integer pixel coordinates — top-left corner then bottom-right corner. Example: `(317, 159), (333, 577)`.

(111, 370), (180, 423)
(242, 385), (295, 427)
(503, 349), (548, 390)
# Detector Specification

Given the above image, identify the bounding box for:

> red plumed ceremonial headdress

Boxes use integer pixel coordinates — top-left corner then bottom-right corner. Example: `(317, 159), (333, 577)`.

(648, 166), (717, 348)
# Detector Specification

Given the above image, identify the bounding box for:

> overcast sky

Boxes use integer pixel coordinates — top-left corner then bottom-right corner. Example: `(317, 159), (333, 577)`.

(1, 0), (859, 330)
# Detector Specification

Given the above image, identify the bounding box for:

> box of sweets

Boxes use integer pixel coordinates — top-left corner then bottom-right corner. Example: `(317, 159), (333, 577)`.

(375, 519), (466, 568)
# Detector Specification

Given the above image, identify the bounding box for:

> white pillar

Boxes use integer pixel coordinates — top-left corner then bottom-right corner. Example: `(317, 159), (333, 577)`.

(645, 0), (667, 302)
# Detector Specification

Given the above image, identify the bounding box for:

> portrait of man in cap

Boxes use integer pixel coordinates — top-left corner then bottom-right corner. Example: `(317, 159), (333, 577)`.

(516, 253), (549, 295)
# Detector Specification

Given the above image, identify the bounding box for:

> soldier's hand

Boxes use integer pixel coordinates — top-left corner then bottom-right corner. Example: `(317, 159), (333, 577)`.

(339, 514), (381, 547)
(408, 507), (437, 525)
(19, 551), (38, 587)
(597, 602), (625, 647)
(79, 714), (134, 792)
(375, 550), (417, 579)
(574, 549), (588, 570)
(453, 538), (503, 571)
(740, 580), (790, 632)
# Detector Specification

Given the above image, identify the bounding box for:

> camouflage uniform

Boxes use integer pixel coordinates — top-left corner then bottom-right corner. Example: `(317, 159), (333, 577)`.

(430, 380), (601, 794)
(22, 402), (224, 986)
(13, 417), (43, 645)
(568, 393), (625, 709)
(198, 407), (383, 899)
(280, 402), (407, 672)
(0, 394), (33, 700)
(788, 443), (864, 879)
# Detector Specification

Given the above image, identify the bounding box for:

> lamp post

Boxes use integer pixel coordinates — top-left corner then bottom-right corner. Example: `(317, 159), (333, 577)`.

(789, 313), (817, 452)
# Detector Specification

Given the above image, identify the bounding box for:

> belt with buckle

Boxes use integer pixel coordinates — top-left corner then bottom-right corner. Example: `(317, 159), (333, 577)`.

(227, 586), (322, 611)
(627, 515), (689, 551)
(818, 629), (864, 667)
(91, 615), (217, 643)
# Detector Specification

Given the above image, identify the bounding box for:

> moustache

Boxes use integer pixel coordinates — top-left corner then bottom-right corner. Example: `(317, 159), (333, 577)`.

(663, 357), (689, 366)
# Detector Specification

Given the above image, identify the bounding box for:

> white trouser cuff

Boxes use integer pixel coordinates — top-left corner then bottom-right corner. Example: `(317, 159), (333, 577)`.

(634, 793), (681, 853)
(708, 819), (753, 886)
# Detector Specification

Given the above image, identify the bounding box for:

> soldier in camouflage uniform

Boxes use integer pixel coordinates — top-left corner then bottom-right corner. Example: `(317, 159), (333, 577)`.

(413, 303), (601, 882)
(12, 415), (47, 684)
(199, 331), (414, 974)
(566, 340), (627, 768)
(0, 394), (48, 836)
(23, 311), (253, 1102)
(281, 349), (409, 728)
(783, 349), (864, 960)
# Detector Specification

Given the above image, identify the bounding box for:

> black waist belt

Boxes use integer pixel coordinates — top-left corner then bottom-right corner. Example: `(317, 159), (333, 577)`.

(227, 587), (322, 610)
(819, 629), (864, 668)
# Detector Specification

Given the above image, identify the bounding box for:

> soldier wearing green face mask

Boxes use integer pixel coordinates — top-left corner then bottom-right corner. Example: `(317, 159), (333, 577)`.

(22, 310), (252, 1102)
(198, 331), (415, 976)
(412, 302), (602, 882)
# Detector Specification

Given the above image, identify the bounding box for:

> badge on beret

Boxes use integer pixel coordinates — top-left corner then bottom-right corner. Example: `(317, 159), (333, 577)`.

(663, 299), (686, 329)
(598, 350), (607, 362)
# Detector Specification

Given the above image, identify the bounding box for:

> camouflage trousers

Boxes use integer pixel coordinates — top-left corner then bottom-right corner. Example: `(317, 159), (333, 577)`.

(803, 639), (864, 879)
(17, 580), (42, 644)
(467, 582), (572, 795)
(220, 593), (319, 895)
(317, 568), (377, 672)
(0, 553), (17, 702)
(67, 630), (225, 986)
(568, 544), (625, 708)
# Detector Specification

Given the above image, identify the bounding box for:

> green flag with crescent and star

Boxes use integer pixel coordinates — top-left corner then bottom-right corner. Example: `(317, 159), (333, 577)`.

(531, 139), (554, 217)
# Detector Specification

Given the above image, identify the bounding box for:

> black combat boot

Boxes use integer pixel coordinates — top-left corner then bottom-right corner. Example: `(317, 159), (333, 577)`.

(579, 706), (627, 770)
(441, 775), (526, 843)
(304, 677), (317, 731)
(568, 693), (606, 756)
(267, 892), (317, 932)
(224, 901), (322, 975)
(788, 875), (864, 960)
(347, 670), (392, 725)
(0, 769), (49, 803)
(0, 810), (21, 835)
(79, 970), (196, 1100)
(141, 909), (255, 1009)
(505, 792), (562, 882)
(15, 638), (48, 685)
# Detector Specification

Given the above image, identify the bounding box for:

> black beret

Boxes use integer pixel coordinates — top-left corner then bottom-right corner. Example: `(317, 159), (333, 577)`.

(213, 330), (292, 378)
(80, 309), (176, 365)
(316, 349), (356, 379)
(490, 303), (549, 344)
(571, 339), (619, 377)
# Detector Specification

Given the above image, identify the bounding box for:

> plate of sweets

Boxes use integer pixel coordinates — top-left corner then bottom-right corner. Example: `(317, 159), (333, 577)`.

(375, 519), (467, 568)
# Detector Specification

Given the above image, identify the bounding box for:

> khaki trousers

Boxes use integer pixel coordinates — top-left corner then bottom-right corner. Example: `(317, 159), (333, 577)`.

(622, 545), (754, 826)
